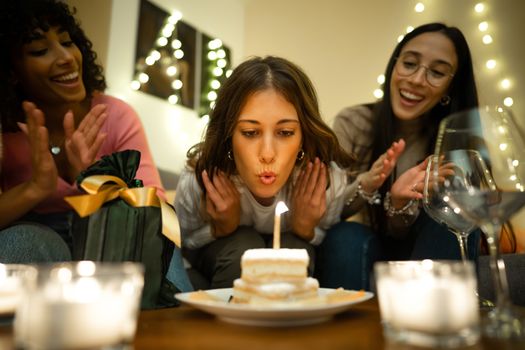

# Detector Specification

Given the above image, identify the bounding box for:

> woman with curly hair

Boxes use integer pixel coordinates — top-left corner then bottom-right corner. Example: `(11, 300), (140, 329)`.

(0, 0), (164, 263)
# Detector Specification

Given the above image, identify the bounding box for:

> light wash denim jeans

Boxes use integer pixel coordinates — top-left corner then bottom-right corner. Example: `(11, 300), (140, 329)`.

(165, 246), (194, 292)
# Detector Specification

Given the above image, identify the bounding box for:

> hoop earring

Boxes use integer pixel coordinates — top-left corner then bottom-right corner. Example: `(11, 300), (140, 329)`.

(227, 150), (233, 160)
(440, 95), (451, 106)
(297, 149), (305, 161)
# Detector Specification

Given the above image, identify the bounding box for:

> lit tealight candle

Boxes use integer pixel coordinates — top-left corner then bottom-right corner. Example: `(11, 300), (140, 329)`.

(0, 264), (34, 316)
(273, 201), (289, 249)
(14, 262), (144, 350)
(375, 260), (480, 347)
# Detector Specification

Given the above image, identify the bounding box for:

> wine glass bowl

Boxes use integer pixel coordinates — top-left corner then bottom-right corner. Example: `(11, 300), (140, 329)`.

(434, 106), (525, 339)
(423, 152), (479, 260)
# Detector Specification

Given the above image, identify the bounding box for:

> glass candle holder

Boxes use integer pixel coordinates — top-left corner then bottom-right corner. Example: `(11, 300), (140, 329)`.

(0, 264), (36, 316)
(14, 261), (144, 350)
(374, 260), (480, 348)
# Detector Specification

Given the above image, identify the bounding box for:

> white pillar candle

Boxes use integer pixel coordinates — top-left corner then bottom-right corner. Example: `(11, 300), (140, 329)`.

(375, 260), (480, 347)
(273, 201), (289, 249)
(14, 262), (143, 349)
(387, 274), (479, 333)
(0, 264), (34, 315)
(0, 276), (20, 314)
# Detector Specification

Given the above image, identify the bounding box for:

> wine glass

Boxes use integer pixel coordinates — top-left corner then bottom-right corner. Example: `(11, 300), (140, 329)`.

(423, 151), (495, 309)
(434, 105), (525, 339)
(423, 153), (478, 261)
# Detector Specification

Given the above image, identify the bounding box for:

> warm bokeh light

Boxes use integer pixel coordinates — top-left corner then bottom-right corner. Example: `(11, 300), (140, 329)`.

(171, 80), (183, 90)
(373, 89), (384, 99)
(130, 80), (140, 90)
(377, 74), (385, 84)
(171, 39), (182, 49)
(414, 3), (425, 12)
(138, 73), (149, 83)
(478, 21), (488, 31)
(174, 49), (184, 59)
(156, 37), (168, 47)
(486, 59), (496, 69)
(474, 3), (485, 13)
(482, 34), (493, 44)
(503, 97), (514, 107)
(500, 79), (511, 89)
(168, 95), (179, 104)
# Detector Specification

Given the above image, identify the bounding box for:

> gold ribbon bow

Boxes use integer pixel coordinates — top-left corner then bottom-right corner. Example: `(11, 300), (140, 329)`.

(64, 175), (181, 247)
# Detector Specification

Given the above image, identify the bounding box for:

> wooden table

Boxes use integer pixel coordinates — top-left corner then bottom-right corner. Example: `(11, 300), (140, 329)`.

(1, 298), (523, 349)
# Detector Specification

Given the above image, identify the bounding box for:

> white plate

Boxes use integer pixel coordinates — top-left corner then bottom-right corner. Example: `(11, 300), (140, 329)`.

(175, 288), (374, 327)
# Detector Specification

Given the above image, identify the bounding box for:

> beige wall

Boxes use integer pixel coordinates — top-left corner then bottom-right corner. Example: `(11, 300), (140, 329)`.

(66, 0), (112, 69)
(65, 0), (525, 173)
(244, 0), (525, 127)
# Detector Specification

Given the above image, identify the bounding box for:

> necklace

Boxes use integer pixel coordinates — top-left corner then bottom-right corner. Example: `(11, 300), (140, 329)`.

(49, 139), (65, 155)
(50, 144), (61, 155)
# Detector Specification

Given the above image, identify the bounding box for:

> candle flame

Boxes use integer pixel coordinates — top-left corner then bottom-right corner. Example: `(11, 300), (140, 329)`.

(275, 201), (289, 215)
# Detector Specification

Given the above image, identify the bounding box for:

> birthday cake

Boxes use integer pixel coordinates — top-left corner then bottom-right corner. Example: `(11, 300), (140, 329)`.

(232, 248), (319, 304)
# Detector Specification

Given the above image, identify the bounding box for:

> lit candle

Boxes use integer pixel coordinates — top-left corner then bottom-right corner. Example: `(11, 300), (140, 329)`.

(0, 264), (34, 315)
(273, 201), (289, 249)
(14, 262), (143, 349)
(0, 273), (20, 315)
(375, 260), (480, 347)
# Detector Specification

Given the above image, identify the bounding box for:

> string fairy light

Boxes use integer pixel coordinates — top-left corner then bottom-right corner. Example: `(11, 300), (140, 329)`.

(200, 38), (231, 117)
(131, 9), (186, 105)
(474, 2), (517, 108)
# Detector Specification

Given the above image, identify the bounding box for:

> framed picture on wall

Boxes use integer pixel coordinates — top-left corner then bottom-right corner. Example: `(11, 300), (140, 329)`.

(133, 0), (232, 117)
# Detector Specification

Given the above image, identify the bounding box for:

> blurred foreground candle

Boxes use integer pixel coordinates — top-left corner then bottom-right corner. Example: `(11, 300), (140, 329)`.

(0, 264), (35, 315)
(374, 260), (480, 348)
(14, 261), (144, 349)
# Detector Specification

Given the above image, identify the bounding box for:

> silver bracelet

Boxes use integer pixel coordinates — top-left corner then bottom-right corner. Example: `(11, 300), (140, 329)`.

(346, 181), (381, 206)
(383, 192), (419, 217)
(358, 182), (381, 205)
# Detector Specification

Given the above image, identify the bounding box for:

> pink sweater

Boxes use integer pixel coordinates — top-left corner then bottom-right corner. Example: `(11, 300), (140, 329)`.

(1, 94), (165, 213)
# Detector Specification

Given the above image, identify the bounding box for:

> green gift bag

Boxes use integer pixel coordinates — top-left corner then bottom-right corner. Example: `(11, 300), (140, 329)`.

(66, 150), (181, 309)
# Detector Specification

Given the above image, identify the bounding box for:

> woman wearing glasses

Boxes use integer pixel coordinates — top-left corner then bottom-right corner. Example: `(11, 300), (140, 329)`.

(317, 23), (480, 289)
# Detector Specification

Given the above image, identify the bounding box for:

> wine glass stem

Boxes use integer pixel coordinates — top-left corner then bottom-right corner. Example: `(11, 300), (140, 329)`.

(456, 234), (469, 262)
(483, 223), (512, 309)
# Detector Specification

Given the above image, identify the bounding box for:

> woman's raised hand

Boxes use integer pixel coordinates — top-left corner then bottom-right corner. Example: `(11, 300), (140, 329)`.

(291, 158), (327, 241)
(18, 101), (58, 199)
(359, 139), (405, 193)
(63, 104), (108, 179)
(202, 169), (241, 237)
(389, 157), (430, 208)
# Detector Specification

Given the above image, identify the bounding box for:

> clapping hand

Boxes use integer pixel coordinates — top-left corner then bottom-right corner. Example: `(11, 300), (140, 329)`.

(390, 157), (430, 208)
(63, 104), (108, 180)
(359, 139), (405, 193)
(291, 158), (327, 241)
(202, 169), (241, 237)
(17, 102), (58, 199)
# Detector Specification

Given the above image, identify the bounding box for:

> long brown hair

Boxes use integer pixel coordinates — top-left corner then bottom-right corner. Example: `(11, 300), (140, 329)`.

(188, 55), (353, 192)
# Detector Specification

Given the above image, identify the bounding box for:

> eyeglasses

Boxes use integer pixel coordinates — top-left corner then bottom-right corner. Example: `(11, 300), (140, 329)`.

(394, 54), (455, 87)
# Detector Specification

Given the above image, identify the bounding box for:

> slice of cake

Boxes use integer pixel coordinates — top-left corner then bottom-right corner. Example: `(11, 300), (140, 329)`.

(232, 248), (319, 304)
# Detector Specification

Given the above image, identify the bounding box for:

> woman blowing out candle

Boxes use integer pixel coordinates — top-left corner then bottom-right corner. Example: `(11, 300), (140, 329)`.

(174, 56), (355, 289)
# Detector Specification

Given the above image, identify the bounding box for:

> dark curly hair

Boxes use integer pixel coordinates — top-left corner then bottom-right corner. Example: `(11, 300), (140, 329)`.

(0, 0), (106, 131)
